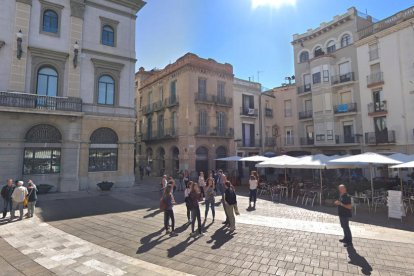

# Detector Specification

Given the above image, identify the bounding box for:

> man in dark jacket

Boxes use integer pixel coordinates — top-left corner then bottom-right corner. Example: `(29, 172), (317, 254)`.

(335, 184), (353, 247)
(1, 179), (15, 219)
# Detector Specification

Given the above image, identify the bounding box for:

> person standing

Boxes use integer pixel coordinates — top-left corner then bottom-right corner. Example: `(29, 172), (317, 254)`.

(189, 183), (203, 237)
(146, 165), (151, 176)
(217, 170), (229, 225)
(224, 181), (238, 232)
(139, 165), (144, 180)
(178, 170), (184, 191)
(335, 184), (353, 247)
(184, 181), (193, 223)
(162, 185), (178, 236)
(1, 179), (14, 219)
(249, 174), (258, 209)
(198, 171), (206, 198)
(25, 181), (37, 218)
(10, 181), (28, 221)
(204, 178), (216, 223)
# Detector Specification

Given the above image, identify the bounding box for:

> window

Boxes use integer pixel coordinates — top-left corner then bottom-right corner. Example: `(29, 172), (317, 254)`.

(157, 114), (164, 137)
(42, 10), (58, 33)
(312, 72), (321, 84)
(369, 43), (379, 61)
(217, 112), (226, 135)
(171, 112), (177, 135)
(170, 81), (177, 103)
(159, 87), (164, 102)
(199, 110), (207, 134)
(242, 123), (255, 146)
(372, 90), (385, 112)
(285, 128), (294, 145)
(147, 116), (153, 138)
(341, 34), (351, 47)
(323, 70), (329, 82)
(314, 46), (324, 57)
(299, 51), (309, 63)
(89, 128), (118, 172)
(102, 25), (115, 46)
(198, 78), (206, 97)
(339, 62), (350, 76)
(217, 81), (225, 100)
(303, 74), (311, 91)
(284, 100), (292, 117)
(242, 94), (254, 114)
(37, 67), (58, 96)
(98, 75), (115, 105)
(326, 40), (336, 53)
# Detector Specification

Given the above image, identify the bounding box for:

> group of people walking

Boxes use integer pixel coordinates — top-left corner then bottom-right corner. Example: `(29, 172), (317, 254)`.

(1, 179), (37, 221)
(160, 169), (239, 237)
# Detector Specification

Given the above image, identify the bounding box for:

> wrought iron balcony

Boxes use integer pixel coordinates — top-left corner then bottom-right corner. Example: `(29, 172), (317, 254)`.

(142, 104), (153, 115)
(194, 93), (215, 104)
(334, 103), (357, 114)
(214, 95), (232, 107)
(298, 110), (313, 120)
(368, 101), (387, 115)
(365, 130), (396, 145)
(335, 135), (361, 144)
(367, 72), (384, 87)
(194, 126), (233, 138)
(152, 100), (164, 112)
(165, 96), (179, 107)
(297, 84), (311, 95)
(141, 128), (178, 142)
(265, 108), (273, 118)
(300, 137), (314, 146)
(236, 139), (261, 148)
(240, 107), (258, 117)
(331, 72), (355, 85)
(0, 91), (82, 112)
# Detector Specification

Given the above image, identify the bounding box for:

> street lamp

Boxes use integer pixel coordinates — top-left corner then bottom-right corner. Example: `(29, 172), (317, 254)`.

(16, 30), (23, 60)
(73, 41), (80, 68)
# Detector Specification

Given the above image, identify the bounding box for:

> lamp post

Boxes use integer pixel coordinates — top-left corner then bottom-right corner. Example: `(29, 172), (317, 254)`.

(16, 30), (23, 60)
(73, 41), (79, 68)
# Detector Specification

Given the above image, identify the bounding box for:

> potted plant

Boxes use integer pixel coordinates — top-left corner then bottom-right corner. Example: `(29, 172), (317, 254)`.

(97, 181), (114, 191)
(37, 184), (53, 194)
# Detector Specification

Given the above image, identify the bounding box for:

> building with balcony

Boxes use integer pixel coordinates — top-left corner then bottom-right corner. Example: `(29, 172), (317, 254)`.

(135, 53), (235, 176)
(0, 0), (144, 191)
(355, 5), (414, 153)
(291, 7), (371, 155)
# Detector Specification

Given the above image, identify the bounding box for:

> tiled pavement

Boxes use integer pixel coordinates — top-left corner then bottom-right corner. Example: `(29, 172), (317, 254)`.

(1, 179), (414, 275)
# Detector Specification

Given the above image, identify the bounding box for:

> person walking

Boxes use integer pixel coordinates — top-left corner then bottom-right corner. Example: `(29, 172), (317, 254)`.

(217, 170), (229, 225)
(177, 170), (185, 191)
(25, 180), (37, 218)
(249, 174), (258, 209)
(224, 181), (238, 232)
(10, 181), (28, 221)
(1, 179), (14, 219)
(335, 184), (353, 247)
(204, 178), (216, 223)
(184, 181), (193, 223)
(189, 183), (203, 237)
(198, 171), (206, 198)
(162, 185), (178, 236)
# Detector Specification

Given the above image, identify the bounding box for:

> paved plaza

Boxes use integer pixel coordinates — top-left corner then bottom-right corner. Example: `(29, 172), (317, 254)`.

(1, 178), (414, 275)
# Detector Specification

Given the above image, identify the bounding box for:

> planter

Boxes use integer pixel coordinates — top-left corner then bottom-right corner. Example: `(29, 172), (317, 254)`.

(37, 184), (53, 194)
(97, 181), (114, 191)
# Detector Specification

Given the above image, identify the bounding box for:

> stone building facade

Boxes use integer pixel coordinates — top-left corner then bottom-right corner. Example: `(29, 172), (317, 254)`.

(0, 0), (145, 191)
(135, 53), (235, 177)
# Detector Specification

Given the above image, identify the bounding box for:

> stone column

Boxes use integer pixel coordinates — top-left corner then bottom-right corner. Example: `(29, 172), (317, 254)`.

(9, 0), (32, 92)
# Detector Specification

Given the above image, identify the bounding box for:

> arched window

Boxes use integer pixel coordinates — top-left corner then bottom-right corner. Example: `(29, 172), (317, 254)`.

(37, 67), (58, 96)
(23, 124), (62, 175)
(98, 75), (115, 105)
(299, 51), (309, 63)
(341, 34), (351, 47)
(102, 25), (115, 46)
(314, 46), (324, 57)
(43, 10), (58, 33)
(326, 40), (336, 53)
(89, 128), (118, 172)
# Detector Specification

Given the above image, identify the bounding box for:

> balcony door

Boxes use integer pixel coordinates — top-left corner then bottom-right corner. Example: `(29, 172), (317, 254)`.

(242, 123), (254, 147)
(170, 81), (177, 104)
(217, 112), (226, 135)
(374, 116), (387, 143)
(304, 99), (312, 112)
(343, 121), (354, 143)
(372, 90), (384, 112)
(198, 78), (206, 99)
(339, 62), (350, 82)
(242, 94), (254, 114)
(305, 125), (314, 145)
(303, 74), (311, 91)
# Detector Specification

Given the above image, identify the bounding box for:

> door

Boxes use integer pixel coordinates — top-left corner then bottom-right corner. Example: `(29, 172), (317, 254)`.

(374, 116), (388, 143)
(306, 125), (314, 145)
(372, 90), (384, 112)
(343, 121), (354, 143)
(217, 112), (226, 135)
(304, 74), (311, 91)
(170, 81), (177, 104)
(242, 123), (255, 146)
(199, 110), (207, 134)
(242, 94), (254, 114)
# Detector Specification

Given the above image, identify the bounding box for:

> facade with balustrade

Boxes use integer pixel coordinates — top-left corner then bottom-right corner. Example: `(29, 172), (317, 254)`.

(135, 53), (235, 177)
(291, 7), (371, 155)
(355, 5), (414, 153)
(0, 0), (144, 191)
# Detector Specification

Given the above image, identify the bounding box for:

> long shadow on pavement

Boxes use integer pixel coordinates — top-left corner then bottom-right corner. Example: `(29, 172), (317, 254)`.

(347, 247), (373, 275)
(206, 225), (235, 250)
(137, 228), (172, 254)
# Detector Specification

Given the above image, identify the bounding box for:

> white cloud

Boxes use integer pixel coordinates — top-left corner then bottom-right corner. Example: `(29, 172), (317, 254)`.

(251, 0), (296, 9)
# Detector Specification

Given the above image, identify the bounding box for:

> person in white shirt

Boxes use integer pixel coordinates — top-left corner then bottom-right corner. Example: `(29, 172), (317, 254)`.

(198, 171), (206, 198)
(10, 181), (28, 221)
(249, 174), (258, 209)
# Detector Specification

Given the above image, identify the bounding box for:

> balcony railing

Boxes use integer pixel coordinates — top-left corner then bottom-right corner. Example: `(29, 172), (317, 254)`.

(334, 102), (357, 114)
(165, 96), (179, 107)
(194, 126), (233, 138)
(297, 84), (311, 95)
(152, 100), (164, 112)
(365, 130), (396, 144)
(141, 128), (178, 142)
(335, 135), (361, 144)
(265, 108), (273, 118)
(367, 72), (384, 87)
(236, 139), (261, 148)
(214, 95), (232, 107)
(0, 91), (82, 112)
(265, 137), (276, 147)
(142, 104), (153, 114)
(194, 93), (232, 107)
(300, 137), (314, 146)
(298, 110), (313, 120)
(368, 101), (387, 114)
(331, 72), (355, 85)
(240, 107), (258, 117)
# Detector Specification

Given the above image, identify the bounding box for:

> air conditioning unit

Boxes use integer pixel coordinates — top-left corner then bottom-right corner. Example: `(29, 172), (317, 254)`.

(248, 108), (255, 115)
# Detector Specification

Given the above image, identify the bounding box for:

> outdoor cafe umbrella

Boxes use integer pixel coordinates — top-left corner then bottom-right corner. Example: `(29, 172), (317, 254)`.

(215, 156), (242, 161)
(390, 159), (414, 191)
(255, 155), (299, 183)
(240, 155), (269, 162)
(330, 152), (402, 200)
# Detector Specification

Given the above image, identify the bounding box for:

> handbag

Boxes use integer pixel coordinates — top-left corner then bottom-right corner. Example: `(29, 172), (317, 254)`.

(24, 189), (33, 208)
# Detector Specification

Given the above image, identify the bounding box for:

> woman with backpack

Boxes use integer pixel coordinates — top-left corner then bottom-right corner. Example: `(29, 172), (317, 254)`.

(161, 185), (178, 237)
(224, 181), (239, 232)
(204, 177), (216, 223)
(189, 182), (203, 237)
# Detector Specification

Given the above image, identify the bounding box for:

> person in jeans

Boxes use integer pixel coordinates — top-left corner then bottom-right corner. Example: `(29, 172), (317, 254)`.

(189, 183), (203, 237)
(335, 184), (353, 247)
(163, 185), (177, 236)
(25, 180), (37, 218)
(224, 181), (238, 232)
(249, 174), (258, 209)
(1, 178), (14, 219)
(204, 178), (216, 223)
(10, 181), (28, 221)
(217, 171), (229, 225)
(198, 171), (206, 198)
(184, 181), (193, 223)
(177, 170), (185, 191)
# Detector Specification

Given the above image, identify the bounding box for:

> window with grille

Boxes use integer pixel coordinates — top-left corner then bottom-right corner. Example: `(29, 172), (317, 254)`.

(88, 128), (118, 172)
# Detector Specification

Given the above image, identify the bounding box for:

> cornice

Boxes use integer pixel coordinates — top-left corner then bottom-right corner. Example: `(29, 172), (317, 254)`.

(39, 0), (64, 10)
(16, 0), (32, 5)
(105, 0), (146, 13)
(91, 58), (125, 72)
(82, 48), (136, 63)
(85, 0), (137, 19)
(28, 47), (69, 62)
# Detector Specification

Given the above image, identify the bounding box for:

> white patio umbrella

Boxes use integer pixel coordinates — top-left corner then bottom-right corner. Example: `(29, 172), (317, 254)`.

(215, 156), (242, 161)
(391, 160), (414, 169)
(255, 155), (299, 168)
(331, 152), (402, 200)
(240, 155), (269, 162)
(388, 154), (414, 190)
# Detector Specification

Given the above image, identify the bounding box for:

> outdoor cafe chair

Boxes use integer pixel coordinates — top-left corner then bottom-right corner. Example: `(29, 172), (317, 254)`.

(271, 186), (282, 202)
(296, 189), (307, 205)
(304, 191), (318, 207)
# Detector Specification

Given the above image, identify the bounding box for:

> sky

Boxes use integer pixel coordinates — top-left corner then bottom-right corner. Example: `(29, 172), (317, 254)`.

(135, 0), (413, 89)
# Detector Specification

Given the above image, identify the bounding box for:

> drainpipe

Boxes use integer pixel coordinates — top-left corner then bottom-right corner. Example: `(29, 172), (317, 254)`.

(259, 91), (264, 154)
